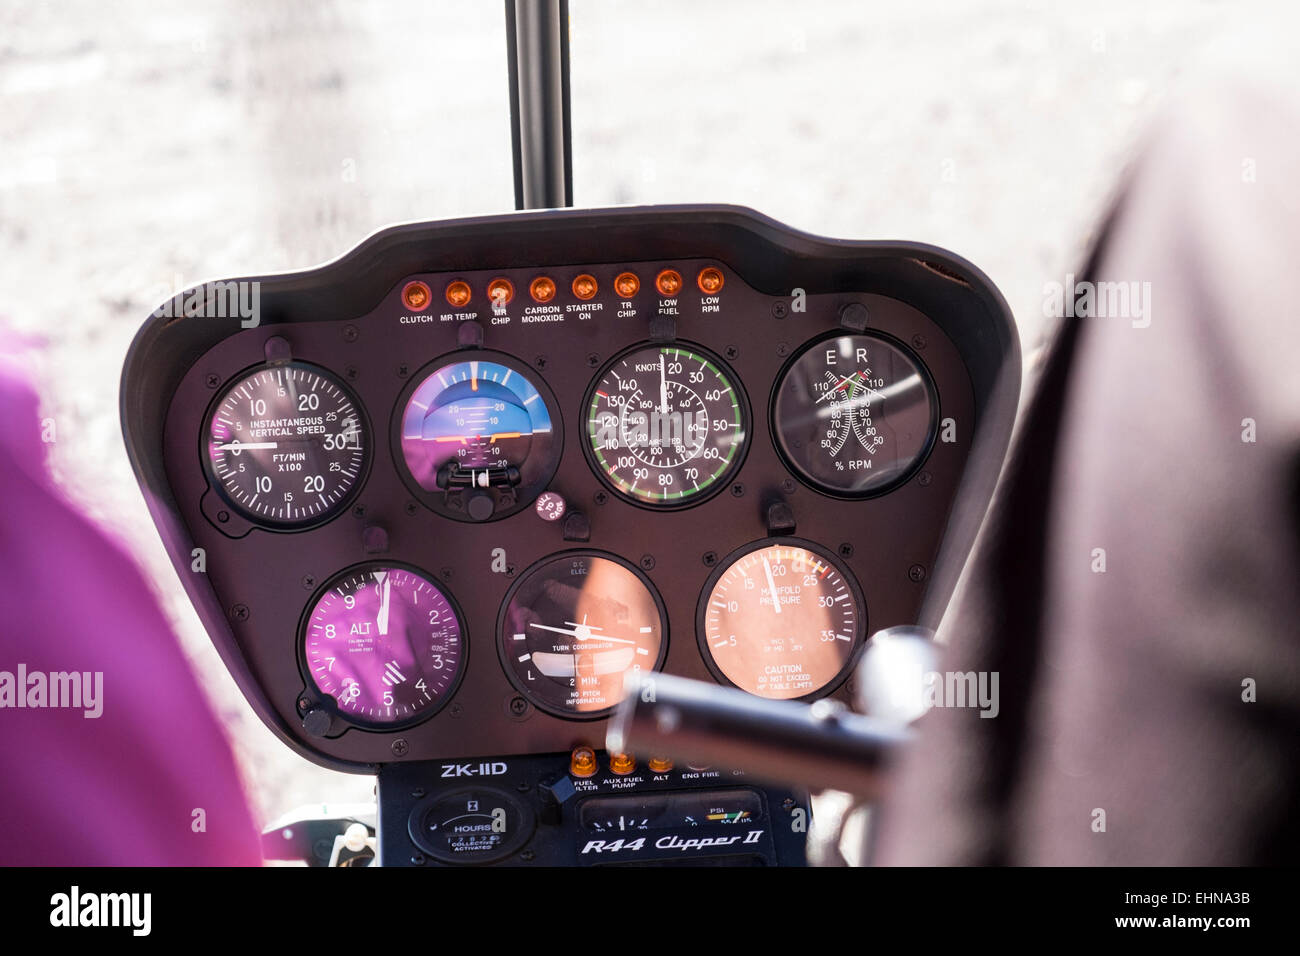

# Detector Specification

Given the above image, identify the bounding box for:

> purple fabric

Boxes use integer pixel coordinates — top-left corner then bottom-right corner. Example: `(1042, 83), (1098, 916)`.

(0, 343), (261, 865)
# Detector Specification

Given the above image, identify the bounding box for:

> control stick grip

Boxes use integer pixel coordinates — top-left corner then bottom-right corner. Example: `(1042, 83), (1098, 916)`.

(608, 671), (910, 800)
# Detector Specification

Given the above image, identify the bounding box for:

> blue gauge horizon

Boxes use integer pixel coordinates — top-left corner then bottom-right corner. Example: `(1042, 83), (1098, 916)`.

(393, 351), (563, 521)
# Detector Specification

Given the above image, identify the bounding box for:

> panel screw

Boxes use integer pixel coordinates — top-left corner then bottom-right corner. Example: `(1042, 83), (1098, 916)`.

(217, 510), (230, 523)
(410, 854), (425, 866)
(640, 554), (656, 571)
(586, 352), (600, 367)
(297, 697), (311, 711)
(781, 478), (796, 494)
(535, 355), (548, 370)
(397, 363), (409, 377)
(301, 574), (316, 590)
(908, 564), (927, 582)
(343, 325), (359, 343)
(520, 849), (536, 862)
(593, 491), (608, 506)
(782, 797), (796, 811)
(391, 738), (409, 757)
(730, 483), (745, 498)
(776, 343), (790, 357)
(724, 345), (739, 360)
(449, 703), (463, 718)
(345, 365), (359, 380)
(440, 567), (454, 580)
(509, 696), (528, 717)
(702, 551), (718, 567)
(231, 604), (250, 622)
(917, 470), (933, 487)
(911, 334), (927, 350)
(205, 373), (221, 389)
(839, 543), (854, 559)
(405, 502), (419, 516)
(772, 301), (788, 319)
(506, 564), (516, 575)
(412, 787), (425, 798)
(352, 505), (366, 518)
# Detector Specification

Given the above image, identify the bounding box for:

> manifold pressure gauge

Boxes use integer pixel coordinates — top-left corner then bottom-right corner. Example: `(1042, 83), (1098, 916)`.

(698, 540), (865, 700)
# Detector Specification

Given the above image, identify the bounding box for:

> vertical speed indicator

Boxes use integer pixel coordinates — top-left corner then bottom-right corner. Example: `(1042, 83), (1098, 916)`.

(204, 362), (368, 528)
(584, 343), (747, 507)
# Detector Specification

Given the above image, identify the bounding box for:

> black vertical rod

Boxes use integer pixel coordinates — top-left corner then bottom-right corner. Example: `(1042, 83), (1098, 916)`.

(505, 0), (573, 209)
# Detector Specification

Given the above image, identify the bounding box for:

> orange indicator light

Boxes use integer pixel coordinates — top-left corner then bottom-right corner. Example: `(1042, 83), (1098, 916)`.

(401, 280), (431, 311)
(614, 271), (640, 298)
(570, 746), (598, 778)
(572, 274), (598, 300)
(656, 269), (683, 296)
(697, 267), (725, 294)
(530, 276), (557, 302)
(609, 752), (637, 775)
(487, 277), (514, 307)
(445, 280), (472, 308)
(648, 755), (674, 773)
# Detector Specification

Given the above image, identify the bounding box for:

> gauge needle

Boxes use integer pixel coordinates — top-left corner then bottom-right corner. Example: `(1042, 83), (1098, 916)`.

(815, 374), (858, 403)
(659, 352), (669, 414)
(377, 574), (391, 636)
(528, 622), (638, 645)
(215, 441), (279, 450)
(762, 556), (782, 615)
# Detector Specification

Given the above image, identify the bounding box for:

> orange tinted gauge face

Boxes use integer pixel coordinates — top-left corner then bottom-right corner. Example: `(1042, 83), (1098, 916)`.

(500, 553), (667, 718)
(700, 542), (864, 700)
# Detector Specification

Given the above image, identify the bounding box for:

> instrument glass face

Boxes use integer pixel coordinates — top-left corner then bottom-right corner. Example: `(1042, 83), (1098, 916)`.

(698, 541), (865, 700)
(302, 565), (465, 727)
(585, 344), (746, 507)
(204, 363), (367, 527)
(397, 355), (560, 519)
(499, 552), (667, 718)
(772, 333), (937, 497)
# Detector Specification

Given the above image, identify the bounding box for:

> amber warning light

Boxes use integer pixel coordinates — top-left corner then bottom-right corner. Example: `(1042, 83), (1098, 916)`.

(402, 281), (431, 312)
(445, 280), (472, 308)
(656, 269), (683, 296)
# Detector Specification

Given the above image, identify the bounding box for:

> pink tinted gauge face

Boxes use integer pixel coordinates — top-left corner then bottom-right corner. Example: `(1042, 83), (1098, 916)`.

(303, 567), (464, 726)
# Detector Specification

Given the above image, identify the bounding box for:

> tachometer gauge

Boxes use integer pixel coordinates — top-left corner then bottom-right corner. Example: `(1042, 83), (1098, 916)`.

(204, 362), (367, 528)
(772, 332), (937, 498)
(301, 564), (465, 728)
(585, 343), (747, 507)
(698, 540), (865, 700)
(396, 352), (561, 521)
(499, 552), (667, 718)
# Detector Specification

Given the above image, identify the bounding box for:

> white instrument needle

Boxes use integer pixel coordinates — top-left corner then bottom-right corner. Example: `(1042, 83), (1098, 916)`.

(659, 352), (670, 414)
(377, 574), (391, 636)
(528, 622), (638, 645)
(815, 374), (857, 403)
(763, 556), (782, 615)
